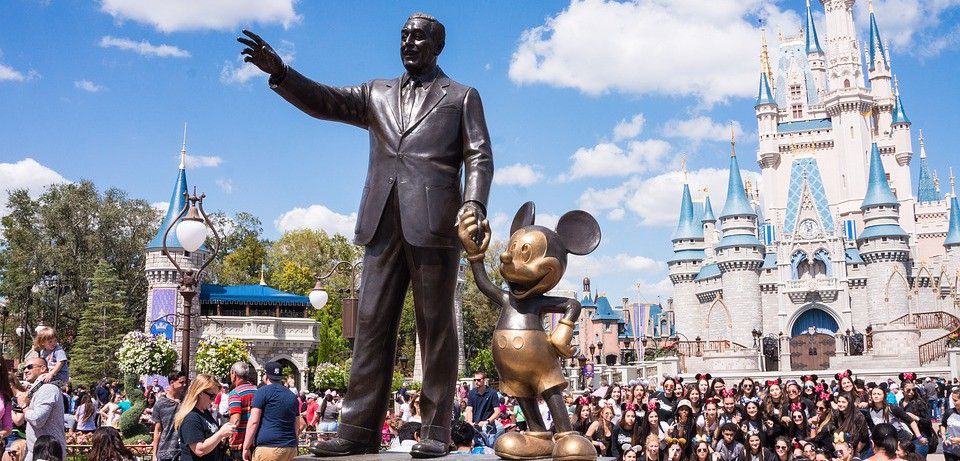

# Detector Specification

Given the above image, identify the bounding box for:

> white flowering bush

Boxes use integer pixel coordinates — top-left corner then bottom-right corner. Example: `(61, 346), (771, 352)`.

(116, 331), (178, 376)
(314, 362), (349, 392)
(195, 336), (250, 378)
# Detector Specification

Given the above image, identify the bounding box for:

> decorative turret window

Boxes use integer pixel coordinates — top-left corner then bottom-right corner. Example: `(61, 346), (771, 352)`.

(792, 104), (803, 118)
(790, 84), (802, 99)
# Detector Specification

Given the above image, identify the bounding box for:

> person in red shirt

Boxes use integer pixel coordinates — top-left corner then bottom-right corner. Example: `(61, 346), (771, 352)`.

(226, 362), (258, 458)
(304, 394), (320, 430)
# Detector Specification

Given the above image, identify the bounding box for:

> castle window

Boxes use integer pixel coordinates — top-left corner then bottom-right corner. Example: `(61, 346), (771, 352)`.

(789, 84), (802, 99)
(792, 104), (803, 118)
(844, 79), (851, 88)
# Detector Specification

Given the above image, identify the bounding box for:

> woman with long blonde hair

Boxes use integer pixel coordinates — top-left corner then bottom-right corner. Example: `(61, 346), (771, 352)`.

(173, 374), (234, 461)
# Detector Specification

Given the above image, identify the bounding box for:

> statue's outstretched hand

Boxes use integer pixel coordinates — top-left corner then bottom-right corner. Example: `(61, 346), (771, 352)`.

(457, 210), (489, 262)
(550, 322), (575, 359)
(238, 30), (285, 77)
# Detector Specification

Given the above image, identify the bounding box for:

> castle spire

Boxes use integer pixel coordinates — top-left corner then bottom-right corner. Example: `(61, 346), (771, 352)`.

(673, 181), (703, 241)
(946, 169), (960, 247)
(862, 143), (899, 209)
(892, 76), (911, 125)
(702, 192), (716, 223)
(179, 123), (187, 170)
(804, 0), (824, 55)
(868, 1), (889, 71)
(917, 129), (937, 203)
(720, 129), (756, 218)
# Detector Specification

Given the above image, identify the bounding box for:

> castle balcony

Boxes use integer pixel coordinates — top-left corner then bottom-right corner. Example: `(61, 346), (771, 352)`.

(783, 277), (839, 303)
(200, 316), (320, 348)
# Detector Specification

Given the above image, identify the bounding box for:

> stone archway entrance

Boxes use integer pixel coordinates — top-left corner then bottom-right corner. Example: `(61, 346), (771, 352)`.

(273, 358), (301, 392)
(789, 307), (839, 371)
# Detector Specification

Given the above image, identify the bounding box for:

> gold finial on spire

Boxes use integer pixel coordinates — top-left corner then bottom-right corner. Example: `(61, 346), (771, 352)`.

(934, 171), (941, 193)
(759, 25), (774, 91)
(894, 75), (900, 96)
(179, 122), (187, 170)
(869, 0), (875, 14)
(730, 123), (737, 157)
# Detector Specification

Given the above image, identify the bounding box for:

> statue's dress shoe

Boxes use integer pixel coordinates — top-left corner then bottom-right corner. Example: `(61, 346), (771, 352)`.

(493, 431), (554, 459)
(308, 438), (379, 457)
(552, 431), (597, 461)
(410, 438), (450, 458)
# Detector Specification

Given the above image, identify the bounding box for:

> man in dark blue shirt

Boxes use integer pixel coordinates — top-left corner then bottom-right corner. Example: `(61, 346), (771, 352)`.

(241, 361), (302, 461)
(465, 372), (500, 447)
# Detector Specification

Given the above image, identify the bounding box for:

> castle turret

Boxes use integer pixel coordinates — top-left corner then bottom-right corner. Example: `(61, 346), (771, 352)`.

(715, 134), (764, 347)
(669, 170), (705, 339)
(866, 1), (894, 137)
(891, 77), (913, 169)
(857, 143), (910, 325)
(702, 193), (718, 258)
(756, 28), (781, 216)
(144, 128), (207, 376)
(916, 130), (938, 203)
(821, 0), (865, 90)
(945, 171), (960, 276)
(805, 0), (827, 95)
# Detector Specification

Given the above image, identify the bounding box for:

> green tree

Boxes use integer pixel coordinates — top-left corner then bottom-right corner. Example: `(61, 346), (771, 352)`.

(0, 182), (155, 355)
(460, 240), (506, 376)
(71, 261), (131, 385)
(209, 212), (268, 285)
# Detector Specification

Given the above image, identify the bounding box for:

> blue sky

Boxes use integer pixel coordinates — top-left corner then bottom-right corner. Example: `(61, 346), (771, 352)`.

(2, 0), (959, 304)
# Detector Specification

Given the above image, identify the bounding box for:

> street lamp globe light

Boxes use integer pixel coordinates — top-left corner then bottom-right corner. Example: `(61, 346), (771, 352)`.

(309, 280), (329, 310)
(15, 326), (24, 337)
(175, 210), (208, 253)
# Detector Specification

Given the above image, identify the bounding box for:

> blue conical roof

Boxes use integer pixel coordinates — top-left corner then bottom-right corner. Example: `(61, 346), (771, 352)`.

(892, 90), (910, 125)
(673, 183), (703, 241)
(148, 167), (188, 250)
(720, 153), (756, 218)
(917, 158), (937, 203)
(702, 195), (716, 222)
(861, 143), (899, 209)
(805, 0), (824, 55)
(868, 10), (888, 71)
(946, 196), (960, 247)
(756, 72), (775, 106)
(591, 295), (621, 322)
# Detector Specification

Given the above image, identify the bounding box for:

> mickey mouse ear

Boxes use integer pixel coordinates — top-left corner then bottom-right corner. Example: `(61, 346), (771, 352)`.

(556, 210), (601, 255)
(510, 201), (536, 236)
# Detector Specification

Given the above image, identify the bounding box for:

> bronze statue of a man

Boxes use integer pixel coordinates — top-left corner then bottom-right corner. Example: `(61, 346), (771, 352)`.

(239, 13), (493, 458)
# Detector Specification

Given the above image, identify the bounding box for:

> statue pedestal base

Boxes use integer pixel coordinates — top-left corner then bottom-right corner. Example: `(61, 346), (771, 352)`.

(294, 453), (616, 460)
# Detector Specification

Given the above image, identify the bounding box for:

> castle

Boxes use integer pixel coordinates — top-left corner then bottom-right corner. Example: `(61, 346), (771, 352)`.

(668, 0), (960, 372)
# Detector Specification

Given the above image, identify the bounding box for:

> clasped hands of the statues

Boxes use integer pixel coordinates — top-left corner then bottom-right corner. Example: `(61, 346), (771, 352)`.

(457, 210), (576, 358)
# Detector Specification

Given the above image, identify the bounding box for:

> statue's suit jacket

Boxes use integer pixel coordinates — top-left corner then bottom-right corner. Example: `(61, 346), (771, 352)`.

(272, 67), (493, 248)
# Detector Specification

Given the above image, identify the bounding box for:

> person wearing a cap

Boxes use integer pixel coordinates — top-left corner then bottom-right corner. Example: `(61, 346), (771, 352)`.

(242, 362), (302, 461)
(304, 394), (320, 431)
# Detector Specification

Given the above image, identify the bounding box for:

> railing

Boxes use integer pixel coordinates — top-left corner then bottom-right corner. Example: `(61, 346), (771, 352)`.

(889, 311), (960, 331)
(676, 340), (749, 357)
(816, 277), (839, 291)
(784, 278), (838, 292)
(919, 324), (960, 365)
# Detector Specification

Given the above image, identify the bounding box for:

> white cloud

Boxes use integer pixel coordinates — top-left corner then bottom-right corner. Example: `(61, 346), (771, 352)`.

(662, 116), (741, 143)
(854, 0), (960, 56)
(613, 114), (646, 142)
(567, 253), (666, 278)
(74, 80), (104, 92)
(221, 41), (295, 85)
(0, 158), (69, 215)
(508, 0), (801, 104)
(493, 163), (543, 187)
(577, 182), (632, 215)
(216, 179), (234, 194)
(274, 204), (357, 237)
(624, 167), (761, 226)
(151, 201), (168, 214)
(633, 276), (674, 301)
(560, 139), (672, 181)
(182, 154), (222, 169)
(0, 49), (39, 82)
(99, 36), (190, 58)
(99, 0), (301, 32)
(606, 208), (625, 221)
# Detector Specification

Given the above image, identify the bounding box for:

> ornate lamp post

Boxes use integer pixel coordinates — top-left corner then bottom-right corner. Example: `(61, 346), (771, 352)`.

(695, 335), (702, 357)
(41, 271), (64, 332)
(577, 354), (587, 389)
(308, 260), (362, 345)
(751, 328), (762, 349)
(161, 190), (221, 376)
(397, 354), (409, 375)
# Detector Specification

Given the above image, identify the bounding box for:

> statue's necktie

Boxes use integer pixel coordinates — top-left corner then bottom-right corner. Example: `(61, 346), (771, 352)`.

(402, 78), (421, 130)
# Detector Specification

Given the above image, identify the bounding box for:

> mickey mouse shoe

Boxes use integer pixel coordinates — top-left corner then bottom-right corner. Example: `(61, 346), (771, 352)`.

(552, 431), (597, 461)
(493, 431), (554, 459)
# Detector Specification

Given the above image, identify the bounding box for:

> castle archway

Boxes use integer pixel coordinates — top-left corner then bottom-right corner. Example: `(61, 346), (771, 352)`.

(787, 305), (840, 371)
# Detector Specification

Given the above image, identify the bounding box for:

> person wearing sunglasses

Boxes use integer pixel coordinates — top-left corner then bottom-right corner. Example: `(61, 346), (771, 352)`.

(773, 436), (793, 461)
(20, 357), (66, 461)
(690, 439), (712, 461)
(173, 374), (235, 461)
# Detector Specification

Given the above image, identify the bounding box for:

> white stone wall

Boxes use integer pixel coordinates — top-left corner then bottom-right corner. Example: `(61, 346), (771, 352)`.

(865, 261), (910, 325)
(718, 270), (762, 346)
(672, 281), (701, 340)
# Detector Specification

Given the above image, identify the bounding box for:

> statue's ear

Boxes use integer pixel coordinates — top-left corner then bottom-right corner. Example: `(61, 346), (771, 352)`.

(510, 201), (536, 235)
(556, 210), (601, 256)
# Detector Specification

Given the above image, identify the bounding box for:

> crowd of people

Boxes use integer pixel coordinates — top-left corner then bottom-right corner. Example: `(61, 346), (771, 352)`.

(3, 326), (960, 461)
(0, 327), (345, 461)
(406, 371), (960, 461)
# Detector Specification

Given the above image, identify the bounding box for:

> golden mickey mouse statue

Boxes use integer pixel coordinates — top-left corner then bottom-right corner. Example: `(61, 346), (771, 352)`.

(458, 201), (600, 461)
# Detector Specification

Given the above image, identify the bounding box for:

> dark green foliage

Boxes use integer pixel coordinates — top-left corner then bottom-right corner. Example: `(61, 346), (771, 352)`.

(71, 261), (131, 386)
(118, 373), (147, 438)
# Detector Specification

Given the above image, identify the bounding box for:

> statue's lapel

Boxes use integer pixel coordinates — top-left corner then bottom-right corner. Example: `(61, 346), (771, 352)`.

(404, 72), (449, 136)
(385, 77), (403, 134)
